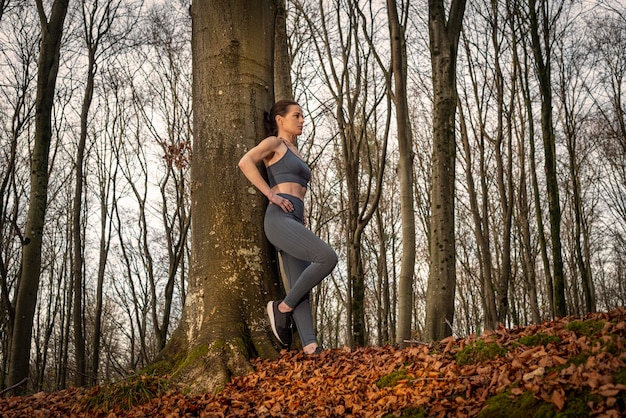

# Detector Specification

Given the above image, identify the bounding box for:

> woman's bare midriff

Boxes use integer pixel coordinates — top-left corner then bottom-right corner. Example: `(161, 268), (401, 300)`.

(272, 182), (307, 201)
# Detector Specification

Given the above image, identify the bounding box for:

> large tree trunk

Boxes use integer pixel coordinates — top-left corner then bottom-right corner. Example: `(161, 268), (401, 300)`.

(387, 0), (416, 347)
(423, 0), (466, 342)
(154, 0), (280, 395)
(273, 0), (293, 102)
(7, 0), (70, 394)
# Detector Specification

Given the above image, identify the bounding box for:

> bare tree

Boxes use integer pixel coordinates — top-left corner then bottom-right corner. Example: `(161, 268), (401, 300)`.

(387, 0), (416, 346)
(586, 9), (626, 312)
(423, 0), (466, 342)
(89, 88), (120, 386)
(295, 0), (389, 347)
(490, 0), (516, 327)
(70, 0), (130, 387)
(0, 2), (39, 389)
(459, 0), (517, 330)
(130, 1), (192, 352)
(458, 7), (498, 331)
(87, 7), (143, 380)
(554, 12), (596, 314)
(512, 0), (554, 319)
(7, 0), (70, 394)
(526, 0), (567, 317)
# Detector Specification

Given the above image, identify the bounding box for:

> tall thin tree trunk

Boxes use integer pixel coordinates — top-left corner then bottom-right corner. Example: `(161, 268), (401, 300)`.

(559, 65), (596, 314)
(528, 0), (566, 317)
(457, 99), (497, 330)
(387, 0), (416, 347)
(375, 207), (391, 344)
(0, 71), (25, 389)
(424, 0), (466, 342)
(515, 15), (554, 317)
(72, 44), (96, 389)
(512, 20), (541, 322)
(91, 164), (115, 385)
(491, 0), (514, 325)
(459, 26), (498, 330)
(7, 0), (70, 394)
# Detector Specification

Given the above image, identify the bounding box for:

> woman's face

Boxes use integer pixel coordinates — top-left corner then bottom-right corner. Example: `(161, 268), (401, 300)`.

(278, 105), (304, 137)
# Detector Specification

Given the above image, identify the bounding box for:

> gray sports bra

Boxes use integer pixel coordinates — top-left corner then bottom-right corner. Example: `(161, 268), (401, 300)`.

(266, 143), (311, 188)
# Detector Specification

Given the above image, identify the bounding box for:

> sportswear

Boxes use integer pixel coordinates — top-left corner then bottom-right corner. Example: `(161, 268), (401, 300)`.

(266, 144), (311, 188)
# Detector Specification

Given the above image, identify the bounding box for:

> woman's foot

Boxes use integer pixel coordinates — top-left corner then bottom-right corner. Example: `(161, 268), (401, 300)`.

(303, 343), (322, 355)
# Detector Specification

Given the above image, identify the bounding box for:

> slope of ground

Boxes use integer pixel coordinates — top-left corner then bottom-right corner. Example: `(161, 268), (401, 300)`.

(1, 308), (625, 417)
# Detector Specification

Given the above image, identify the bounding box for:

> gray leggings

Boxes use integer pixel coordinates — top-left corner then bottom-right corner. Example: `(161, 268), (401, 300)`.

(264, 193), (338, 346)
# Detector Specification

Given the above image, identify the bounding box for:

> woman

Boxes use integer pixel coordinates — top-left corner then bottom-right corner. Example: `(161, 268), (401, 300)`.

(238, 100), (338, 355)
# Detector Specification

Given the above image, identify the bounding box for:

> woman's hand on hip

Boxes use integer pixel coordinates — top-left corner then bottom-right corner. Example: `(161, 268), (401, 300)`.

(269, 192), (293, 212)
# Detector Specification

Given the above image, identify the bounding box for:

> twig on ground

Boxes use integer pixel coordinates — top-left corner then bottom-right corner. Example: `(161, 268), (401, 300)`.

(0, 378), (28, 395)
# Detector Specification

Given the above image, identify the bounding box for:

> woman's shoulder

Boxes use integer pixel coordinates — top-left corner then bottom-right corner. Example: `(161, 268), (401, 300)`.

(258, 136), (287, 164)
(259, 135), (283, 149)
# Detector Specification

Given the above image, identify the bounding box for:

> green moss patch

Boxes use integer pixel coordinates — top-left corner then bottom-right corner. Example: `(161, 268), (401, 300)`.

(478, 391), (553, 417)
(455, 340), (507, 365)
(519, 333), (562, 347)
(383, 406), (427, 417)
(568, 351), (590, 366)
(565, 320), (605, 338)
(82, 373), (170, 413)
(172, 344), (211, 376)
(478, 388), (602, 418)
(376, 368), (410, 388)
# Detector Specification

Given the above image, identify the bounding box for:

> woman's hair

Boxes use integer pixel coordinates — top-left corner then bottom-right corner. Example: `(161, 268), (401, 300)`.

(264, 99), (299, 136)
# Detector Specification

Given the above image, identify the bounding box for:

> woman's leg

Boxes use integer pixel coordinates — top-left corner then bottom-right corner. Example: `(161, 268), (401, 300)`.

(279, 250), (317, 346)
(264, 195), (337, 349)
(264, 199), (337, 309)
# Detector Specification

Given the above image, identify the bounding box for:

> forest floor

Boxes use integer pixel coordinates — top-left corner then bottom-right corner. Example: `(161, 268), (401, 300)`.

(1, 308), (625, 417)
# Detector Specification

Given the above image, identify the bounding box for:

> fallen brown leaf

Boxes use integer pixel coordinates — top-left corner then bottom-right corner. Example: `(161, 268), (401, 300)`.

(1, 308), (624, 417)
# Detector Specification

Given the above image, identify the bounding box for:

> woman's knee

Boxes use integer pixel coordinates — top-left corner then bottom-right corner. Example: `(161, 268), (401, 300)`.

(323, 246), (338, 270)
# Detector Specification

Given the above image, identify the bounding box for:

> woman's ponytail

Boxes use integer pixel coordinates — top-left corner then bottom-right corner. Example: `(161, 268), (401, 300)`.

(264, 111), (276, 136)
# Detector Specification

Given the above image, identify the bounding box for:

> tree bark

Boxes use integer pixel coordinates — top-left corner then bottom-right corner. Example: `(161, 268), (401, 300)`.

(512, 22), (541, 323)
(512, 1), (553, 318)
(83, 0), (128, 386)
(7, 0), (70, 394)
(155, 0), (280, 395)
(424, 0), (466, 342)
(273, 0), (293, 102)
(387, 0), (416, 347)
(72, 12), (99, 388)
(457, 98), (498, 329)
(491, 0), (515, 326)
(527, 0), (566, 317)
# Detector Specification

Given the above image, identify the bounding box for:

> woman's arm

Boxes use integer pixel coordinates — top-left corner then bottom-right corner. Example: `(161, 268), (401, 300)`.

(238, 136), (292, 212)
(238, 136), (279, 199)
